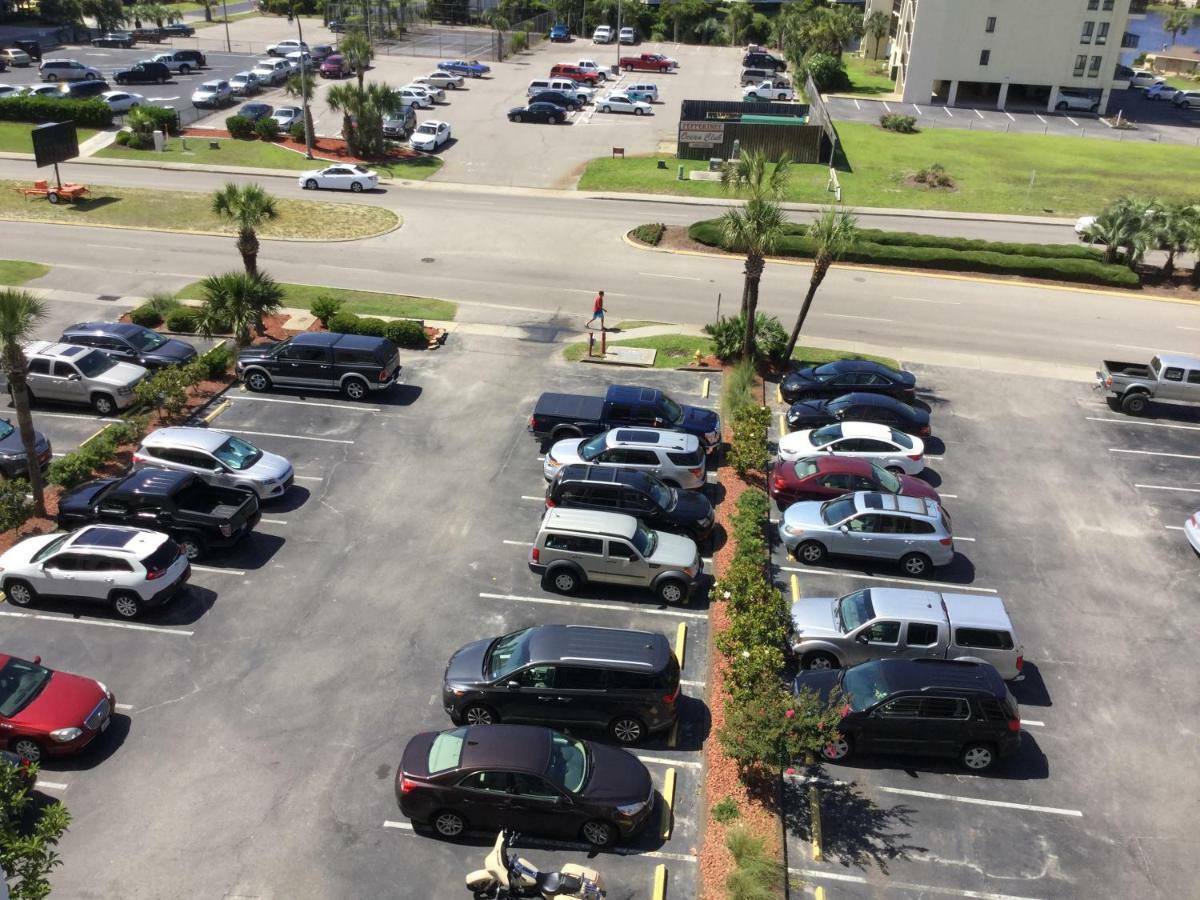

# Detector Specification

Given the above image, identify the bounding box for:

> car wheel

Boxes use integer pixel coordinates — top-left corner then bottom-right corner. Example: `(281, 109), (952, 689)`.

(624, 64), (633, 72)
(11, 737), (42, 763)
(513, 113), (522, 122)
(177, 534), (206, 561)
(302, 177), (319, 191)
(656, 578), (687, 604)
(245, 370), (271, 392)
(634, 106), (644, 115)
(609, 716), (645, 744)
(802, 651), (840, 671)
(778, 93), (787, 100)
(900, 552), (932, 577)
(581, 820), (617, 848)
(547, 567), (580, 594)
(554, 114), (563, 123)
(795, 540), (827, 566)
(462, 704), (497, 726)
(1121, 392), (1148, 415)
(1055, 101), (1067, 111)
(4, 579), (37, 608)
(91, 393), (116, 415)
(350, 181), (363, 193)
(960, 742), (997, 771)
(111, 591), (143, 619)
(600, 104), (610, 112)
(46, 74), (57, 82)
(160, 76), (168, 84)
(433, 809), (467, 839)
(86, 72), (97, 80)
(820, 736), (852, 762)
(342, 377), (368, 400)
(180, 64), (190, 74)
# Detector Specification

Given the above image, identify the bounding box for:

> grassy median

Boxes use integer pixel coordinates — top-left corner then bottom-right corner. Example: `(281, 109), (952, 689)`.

(0, 121), (99, 154)
(0, 260), (50, 285)
(564, 335), (899, 369)
(175, 280), (456, 321)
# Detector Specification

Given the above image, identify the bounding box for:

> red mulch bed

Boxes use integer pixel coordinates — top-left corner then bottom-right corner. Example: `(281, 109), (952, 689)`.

(180, 128), (427, 165)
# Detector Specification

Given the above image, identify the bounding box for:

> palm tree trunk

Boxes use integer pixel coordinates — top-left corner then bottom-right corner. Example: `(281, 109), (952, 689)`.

(8, 368), (45, 517)
(1163, 249), (1175, 277)
(237, 229), (259, 276)
(740, 263), (752, 317)
(203, 0), (212, 22)
(784, 263), (829, 361)
(741, 275), (760, 360)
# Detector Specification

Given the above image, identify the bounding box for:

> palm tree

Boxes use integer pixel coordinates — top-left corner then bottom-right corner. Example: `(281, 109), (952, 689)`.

(1151, 202), (1199, 276)
(863, 8), (890, 60)
(1082, 211), (1127, 265)
(340, 30), (373, 92)
(197, 272), (284, 346)
(1164, 7), (1191, 45)
(325, 82), (363, 156)
(720, 151), (792, 359)
(211, 183), (279, 277)
(482, 10), (510, 58)
(783, 207), (859, 361)
(284, 70), (317, 156)
(0, 290), (48, 516)
(725, 1), (753, 47)
(1111, 196), (1154, 271)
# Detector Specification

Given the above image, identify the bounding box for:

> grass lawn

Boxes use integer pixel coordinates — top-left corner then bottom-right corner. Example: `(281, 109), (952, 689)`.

(0, 260), (50, 285)
(1163, 74), (1199, 91)
(0, 180), (398, 240)
(840, 56), (896, 97)
(563, 336), (898, 370)
(615, 320), (670, 330)
(579, 121), (1200, 215)
(175, 280), (456, 320)
(0, 122), (99, 154)
(193, 10), (261, 27)
(96, 137), (443, 179)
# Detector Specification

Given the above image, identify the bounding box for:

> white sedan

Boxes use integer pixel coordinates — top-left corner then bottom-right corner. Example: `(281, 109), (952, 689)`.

(101, 90), (145, 112)
(272, 105), (302, 128)
(404, 81), (444, 102)
(597, 92), (652, 115)
(778, 421), (926, 475)
(418, 70), (463, 90)
(410, 120), (451, 151)
(1145, 82), (1178, 102)
(1074, 215), (1097, 237)
(298, 164), (379, 192)
(395, 86), (434, 108)
(0, 84), (21, 100)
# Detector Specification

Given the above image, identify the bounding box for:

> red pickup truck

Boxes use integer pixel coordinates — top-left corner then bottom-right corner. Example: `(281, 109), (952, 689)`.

(619, 53), (677, 73)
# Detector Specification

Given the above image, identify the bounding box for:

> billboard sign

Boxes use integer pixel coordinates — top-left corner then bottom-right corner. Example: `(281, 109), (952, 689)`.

(679, 121), (724, 146)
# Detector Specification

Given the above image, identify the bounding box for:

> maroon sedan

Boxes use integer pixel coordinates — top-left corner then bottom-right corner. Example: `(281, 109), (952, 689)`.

(769, 455), (940, 508)
(0, 654), (114, 764)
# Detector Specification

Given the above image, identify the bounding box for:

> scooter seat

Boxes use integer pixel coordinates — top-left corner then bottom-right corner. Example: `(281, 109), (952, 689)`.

(534, 871), (584, 895)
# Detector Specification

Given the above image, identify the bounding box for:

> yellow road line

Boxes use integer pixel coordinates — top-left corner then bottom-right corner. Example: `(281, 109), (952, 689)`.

(814, 887), (826, 900)
(652, 863), (667, 900)
(667, 719), (678, 749)
(776, 383), (783, 404)
(660, 767), (677, 840)
(809, 784), (824, 862)
(674, 622), (687, 669)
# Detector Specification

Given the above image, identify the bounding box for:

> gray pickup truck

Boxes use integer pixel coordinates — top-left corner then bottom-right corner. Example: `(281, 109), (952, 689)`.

(1096, 353), (1200, 415)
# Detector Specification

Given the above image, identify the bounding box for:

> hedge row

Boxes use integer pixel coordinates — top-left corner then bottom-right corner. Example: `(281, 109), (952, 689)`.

(0, 96), (113, 128)
(327, 312), (428, 349)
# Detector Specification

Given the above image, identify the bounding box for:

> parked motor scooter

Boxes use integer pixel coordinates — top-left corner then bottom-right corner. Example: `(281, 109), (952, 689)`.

(465, 829), (606, 899)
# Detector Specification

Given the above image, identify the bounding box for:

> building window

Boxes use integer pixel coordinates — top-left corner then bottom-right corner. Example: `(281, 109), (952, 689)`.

(979, 49), (990, 66)
(1088, 55), (1103, 77)
(1102, 0), (1113, 9)
(1096, 22), (1109, 44)
(1087, 0), (1098, 9)
(985, 16), (996, 32)
(1074, 54), (1087, 76)
(1081, 21), (1094, 43)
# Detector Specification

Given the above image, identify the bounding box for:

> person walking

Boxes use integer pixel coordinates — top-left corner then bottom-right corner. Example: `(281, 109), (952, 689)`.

(587, 290), (606, 330)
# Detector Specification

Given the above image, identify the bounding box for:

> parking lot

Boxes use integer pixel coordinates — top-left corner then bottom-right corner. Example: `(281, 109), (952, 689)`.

(767, 366), (1197, 899)
(1, 327), (715, 898)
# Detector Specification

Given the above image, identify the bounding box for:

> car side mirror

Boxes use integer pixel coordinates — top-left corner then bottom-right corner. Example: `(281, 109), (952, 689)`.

(855, 632), (869, 644)
(506, 681), (521, 690)
(32, 656), (40, 665)
(67, 373), (81, 381)
(839, 525), (849, 534)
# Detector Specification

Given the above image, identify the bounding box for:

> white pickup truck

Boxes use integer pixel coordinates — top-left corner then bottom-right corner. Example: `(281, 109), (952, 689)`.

(743, 79), (794, 101)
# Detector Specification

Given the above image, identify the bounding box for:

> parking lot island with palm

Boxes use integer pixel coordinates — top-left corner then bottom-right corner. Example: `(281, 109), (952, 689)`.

(0, 3), (1198, 900)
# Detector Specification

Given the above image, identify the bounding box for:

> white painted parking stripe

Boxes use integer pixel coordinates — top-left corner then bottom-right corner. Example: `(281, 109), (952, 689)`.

(940, 493), (958, 499)
(680, 678), (705, 688)
(1004, 110), (1015, 121)
(190, 564), (247, 576)
(1088, 416), (1200, 431)
(853, 98), (860, 110)
(943, 106), (953, 118)
(294, 475), (323, 481)
(381, 820), (696, 861)
(220, 428), (354, 445)
(259, 518), (289, 525)
(0, 609), (193, 636)
(502, 539), (533, 546)
(882, 101), (892, 113)
(229, 395), (380, 412)
(1165, 525), (1185, 531)
(383, 820), (413, 831)
(1136, 484), (1200, 493)
(35, 780), (69, 791)
(31, 412), (120, 422)
(1066, 115), (1079, 126)
(927, 455), (944, 461)
(780, 567), (998, 593)
(115, 703), (134, 711)
(479, 592), (708, 620)
(1177, 325), (1200, 332)
(1110, 448), (1200, 461)
(973, 108), (984, 119)
(871, 784), (1082, 817)
(912, 103), (922, 115)
(1035, 113), (1047, 124)
(955, 537), (976, 542)
(790, 868), (1042, 900)
(1022, 719), (1045, 727)
(520, 495), (544, 501)
(634, 754), (702, 769)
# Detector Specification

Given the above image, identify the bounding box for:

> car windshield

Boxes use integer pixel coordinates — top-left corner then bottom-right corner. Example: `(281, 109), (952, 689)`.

(0, 657), (53, 717)
(214, 435), (262, 471)
(74, 350), (117, 377)
(486, 628), (532, 680)
(835, 590), (874, 633)
(647, 476), (672, 509)
(660, 395), (684, 425)
(870, 462), (900, 492)
(812, 363), (843, 379)
(417, 124), (436, 134)
(31, 533), (70, 563)
(578, 432), (609, 461)
(840, 660), (891, 712)
(132, 328), (167, 351)
(0, 420), (12, 440)
(544, 732), (589, 794)
(810, 424), (842, 445)
(889, 429), (914, 449)
(426, 727), (467, 774)
(631, 521), (657, 557)
(821, 496), (857, 525)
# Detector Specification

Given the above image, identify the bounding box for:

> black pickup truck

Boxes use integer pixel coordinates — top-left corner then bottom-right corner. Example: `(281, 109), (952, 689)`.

(57, 467), (259, 561)
(528, 384), (721, 453)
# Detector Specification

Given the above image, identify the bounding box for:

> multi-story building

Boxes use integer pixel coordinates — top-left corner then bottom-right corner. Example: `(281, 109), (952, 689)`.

(875, 0), (1145, 114)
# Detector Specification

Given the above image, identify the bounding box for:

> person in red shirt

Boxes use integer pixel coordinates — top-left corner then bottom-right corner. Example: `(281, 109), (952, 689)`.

(587, 290), (605, 329)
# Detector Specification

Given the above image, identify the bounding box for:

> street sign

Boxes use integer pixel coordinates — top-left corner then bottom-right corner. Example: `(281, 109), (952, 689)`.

(679, 121), (724, 146)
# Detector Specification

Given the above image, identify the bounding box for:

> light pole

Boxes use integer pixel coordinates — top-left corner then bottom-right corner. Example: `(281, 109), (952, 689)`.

(292, 4), (315, 159)
(221, 0), (231, 52)
(615, 0), (621, 72)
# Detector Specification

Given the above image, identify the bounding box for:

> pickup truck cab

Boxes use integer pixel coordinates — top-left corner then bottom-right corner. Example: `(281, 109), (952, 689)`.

(791, 587), (1024, 680)
(1096, 353), (1200, 415)
(529, 384), (721, 453)
(57, 467), (260, 561)
(235, 332), (402, 401)
(744, 79), (794, 101)
(575, 59), (607, 81)
(619, 53), (676, 73)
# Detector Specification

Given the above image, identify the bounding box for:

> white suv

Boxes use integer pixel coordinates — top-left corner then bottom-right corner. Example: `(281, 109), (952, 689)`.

(133, 427), (294, 500)
(592, 25), (613, 44)
(544, 428), (707, 490)
(0, 525), (190, 619)
(267, 38), (308, 57)
(1054, 91), (1099, 112)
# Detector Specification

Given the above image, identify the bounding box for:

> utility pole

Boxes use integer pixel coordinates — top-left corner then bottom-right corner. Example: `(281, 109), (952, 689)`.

(221, 0), (231, 52)
(293, 4), (315, 159)
(615, 0), (621, 71)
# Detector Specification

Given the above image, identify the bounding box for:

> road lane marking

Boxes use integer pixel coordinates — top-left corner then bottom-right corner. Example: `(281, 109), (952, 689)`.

(790, 869), (1043, 900)
(1088, 417), (1200, 431)
(634, 754), (702, 769)
(871, 785), (1082, 817)
(479, 592), (708, 620)
(190, 564), (247, 575)
(894, 295), (961, 306)
(638, 272), (702, 281)
(35, 780), (69, 790)
(1136, 484), (1200, 493)
(1177, 326), (1200, 332)
(780, 567), (997, 593)
(229, 395), (380, 412)
(0, 609), (192, 636)
(818, 313), (893, 322)
(219, 428), (354, 444)
(1110, 448), (1200, 461)
(1066, 115), (1079, 126)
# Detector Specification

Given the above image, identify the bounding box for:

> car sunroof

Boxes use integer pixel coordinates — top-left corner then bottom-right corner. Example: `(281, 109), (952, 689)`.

(73, 526), (136, 549)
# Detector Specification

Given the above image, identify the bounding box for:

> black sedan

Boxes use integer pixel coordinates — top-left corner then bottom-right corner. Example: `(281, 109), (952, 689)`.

(396, 724), (655, 847)
(58, 322), (197, 370)
(782, 359), (916, 404)
(239, 102), (274, 122)
(508, 101), (568, 124)
(529, 90), (581, 111)
(92, 32), (134, 48)
(786, 391), (930, 435)
(0, 418), (51, 480)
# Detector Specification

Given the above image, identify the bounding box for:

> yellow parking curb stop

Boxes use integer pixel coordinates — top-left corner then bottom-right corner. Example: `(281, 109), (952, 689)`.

(652, 863), (667, 900)
(660, 767), (676, 840)
(674, 622), (686, 669)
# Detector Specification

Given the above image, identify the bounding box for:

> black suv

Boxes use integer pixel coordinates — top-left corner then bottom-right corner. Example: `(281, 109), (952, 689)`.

(60, 79), (110, 99)
(114, 61), (171, 85)
(742, 51), (786, 72)
(59, 322), (197, 369)
(795, 658), (1021, 771)
(442, 625), (681, 744)
(235, 332), (402, 401)
(548, 464), (714, 541)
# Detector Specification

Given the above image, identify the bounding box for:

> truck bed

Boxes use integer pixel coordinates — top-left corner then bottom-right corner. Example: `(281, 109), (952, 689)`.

(532, 392), (606, 422)
(173, 484), (257, 523)
(1102, 360), (1152, 378)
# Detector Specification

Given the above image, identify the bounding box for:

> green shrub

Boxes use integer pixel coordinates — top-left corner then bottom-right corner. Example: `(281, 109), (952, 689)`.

(384, 319), (427, 348)
(47, 451), (99, 488)
(349, 315), (389, 337)
(326, 311), (360, 335)
(0, 478), (34, 531)
(225, 114), (254, 139)
(326, 311), (427, 348)
(134, 364), (190, 419)
(650, 30), (666, 42)
(719, 682), (845, 777)
(880, 113), (917, 133)
(113, 129), (131, 146)
(631, 223), (666, 246)
(128, 104), (178, 136)
(915, 162), (953, 188)
(511, 30), (528, 53)
(253, 117), (280, 141)
(0, 95), (113, 127)
(310, 294), (343, 326)
(725, 826), (782, 900)
(704, 313), (787, 363)
(711, 797), (740, 825)
(288, 120), (307, 142)
(729, 406), (770, 477)
(721, 358), (757, 423)
(801, 52), (849, 91)
(128, 304), (162, 327)
(126, 131), (154, 150)
(195, 343), (233, 380)
(165, 307), (200, 333)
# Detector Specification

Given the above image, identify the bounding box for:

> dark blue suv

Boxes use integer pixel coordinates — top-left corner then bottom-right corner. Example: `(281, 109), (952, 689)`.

(59, 322), (198, 370)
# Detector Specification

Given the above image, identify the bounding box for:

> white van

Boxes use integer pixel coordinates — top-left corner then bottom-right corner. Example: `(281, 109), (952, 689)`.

(625, 82), (659, 101)
(592, 25), (613, 44)
(527, 77), (592, 103)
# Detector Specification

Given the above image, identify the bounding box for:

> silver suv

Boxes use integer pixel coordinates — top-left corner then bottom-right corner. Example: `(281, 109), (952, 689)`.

(23, 341), (147, 415)
(529, 508), (702, 604)
(779, 491), (954, 577)
(544, 428), (706, 490)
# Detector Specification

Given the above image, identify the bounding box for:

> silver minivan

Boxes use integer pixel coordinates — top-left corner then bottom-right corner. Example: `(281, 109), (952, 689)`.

(544, 428), (707, 490)
(529, 508), (701, 603)
(39, 59), (102, 82)
(23, 341), (146, 415)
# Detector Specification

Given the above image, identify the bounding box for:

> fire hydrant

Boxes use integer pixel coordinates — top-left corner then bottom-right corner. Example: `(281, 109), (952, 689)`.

(693, 349), (704, 366)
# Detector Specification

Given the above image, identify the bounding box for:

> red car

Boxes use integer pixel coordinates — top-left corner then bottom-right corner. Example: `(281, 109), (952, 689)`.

(549, 63), (599, 84)
(0, 654), (114, 763)
(768, 455), (940, 508)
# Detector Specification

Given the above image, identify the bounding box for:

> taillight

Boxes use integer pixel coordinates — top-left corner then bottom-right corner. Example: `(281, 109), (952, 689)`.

(529, 416), (538, 430)
(219, 523), (233, 538)
(690, 467), (704, 479)
(531, 547), (540, 563)
(773, 476), (785, 491)
(400, 776), (420, 794)
(907, 453), (921, 461)
(663, 685), (679, 705)
(938, 537), (952, 546)
(146, 567), (166, 580)
(920, 426), (930, 436)
(545, 497), (556, 508)
(1007, 717), (1021, 733)
(1016, 655), (1024, 672)
(378, 369), (388, 382)
(1104, 376), (1113, 388)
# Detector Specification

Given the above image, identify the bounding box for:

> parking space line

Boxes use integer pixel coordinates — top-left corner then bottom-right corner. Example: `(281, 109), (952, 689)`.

(882, 101), (892, 113)
(1003, 111), (1015, 121)
(1022, 719), (1045, 727)
(294, 475), (323, 481)
(1066, 115), (1079, 126)
(871, 785), (1082, 817)
(228, 395), (380, 412)
(912, 104), (922, 116)
(114, 703), (134, 711)
(520, 495), (543, 501)
(789, 868), (1042, 900)
(635, 754), (702, 770)
(383, 820), (413, 831)
(1136, 484), (1200, 493)
(0, 609), (193, 636)
(853, 98), (860, 110)
(219, 428), (354, 445)
(674, 622), (687, 668)
(31, 412), (120, 422)
(512, 836), (697, 862)
(1035, 113), (1047, 124)
(35, 780), (69, 791)
(502, 539), (533, 546)
(190, 564), (248, 576)
(779, 567), (998, 593)
(1088, 417), (1200, 431)
(1110, 448), (1200, 461)
(955, 536), (977, 542)
(1165, 525), (1185, 531)
(259, 518), (289, 525)
(660, 767), (676, 839)
(943, 106), (952, 118)
(478, 592), (708, 620)
(973, 108), (984, 119)
(679, 678), (705, 688)
(940, 493), (958, 499)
